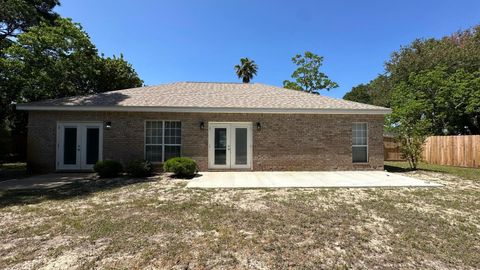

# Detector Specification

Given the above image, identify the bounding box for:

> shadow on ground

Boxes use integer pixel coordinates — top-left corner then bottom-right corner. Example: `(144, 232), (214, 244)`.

(384, 164), (415, 173)
(0, 176), (158, 208)
(0, 169), (28, 182)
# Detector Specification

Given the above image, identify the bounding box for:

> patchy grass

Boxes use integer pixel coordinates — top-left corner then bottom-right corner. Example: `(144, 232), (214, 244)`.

(0, 163), (27, 170)
(385, 161), (480, 181)
(0, 162), (27, 181)
(0, 170), (479, 269)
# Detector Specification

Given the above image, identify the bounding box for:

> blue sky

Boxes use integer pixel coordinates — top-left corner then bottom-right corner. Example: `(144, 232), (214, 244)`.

(56, 0), (480, 98)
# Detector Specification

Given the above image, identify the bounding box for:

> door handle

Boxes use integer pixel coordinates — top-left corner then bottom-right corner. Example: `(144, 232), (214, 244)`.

(77, 145), (81, 151)
(227, 145), (231, 151)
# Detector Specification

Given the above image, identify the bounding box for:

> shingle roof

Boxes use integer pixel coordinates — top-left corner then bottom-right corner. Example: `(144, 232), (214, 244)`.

(16, 82), (391, 114)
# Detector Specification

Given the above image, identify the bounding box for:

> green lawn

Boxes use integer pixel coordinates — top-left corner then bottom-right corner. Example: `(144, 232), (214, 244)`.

(0, 162), (27, 181)
(0, 165), (479, 269)
(385, 161), (480, 181)
(0, 163), (27, 170)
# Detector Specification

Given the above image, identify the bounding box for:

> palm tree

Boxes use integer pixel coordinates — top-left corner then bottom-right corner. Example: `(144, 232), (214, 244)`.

(234, 58), (258, 83)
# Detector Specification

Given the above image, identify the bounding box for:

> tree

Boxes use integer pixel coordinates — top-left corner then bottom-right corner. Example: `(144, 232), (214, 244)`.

(0, 0), (60, 42)
(283, 51), (338, 93)
(388, 80), (432, 169)
(343, 25), (480, 135)
(343, 84), (371, 104)
(97, 54), (143, 92)
(0, 17), (142, 138)
(387, 65), (480, 169)
(234, 58), (258, 83)
(2, 18), (100, 105)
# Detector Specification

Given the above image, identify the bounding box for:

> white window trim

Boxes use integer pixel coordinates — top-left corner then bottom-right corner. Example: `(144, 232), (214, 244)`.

(352, 122), (369, 163)
(144, 120), (182, 163)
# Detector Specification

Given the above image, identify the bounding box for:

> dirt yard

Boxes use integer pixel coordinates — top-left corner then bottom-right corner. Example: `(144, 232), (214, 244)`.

(0, 164), (479, 269)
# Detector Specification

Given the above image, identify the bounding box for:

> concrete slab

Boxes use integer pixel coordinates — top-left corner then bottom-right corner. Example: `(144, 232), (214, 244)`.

(187, 171), (443, 188)
(0, 173), (95, 190)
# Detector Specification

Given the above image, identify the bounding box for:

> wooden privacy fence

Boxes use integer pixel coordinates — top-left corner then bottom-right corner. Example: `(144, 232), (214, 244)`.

(384, 136), (404, 161)
(422, 135), (480, 168)
(384, 135), (480, 168)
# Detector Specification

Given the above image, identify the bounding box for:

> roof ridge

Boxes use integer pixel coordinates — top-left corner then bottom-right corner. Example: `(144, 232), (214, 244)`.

(182, 81), (246, 84)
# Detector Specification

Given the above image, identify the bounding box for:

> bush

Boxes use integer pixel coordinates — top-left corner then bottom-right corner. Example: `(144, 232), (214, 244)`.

(93, 160), (123, 178)
(125, 159), (154, 177)
(163, 157), (197, 178)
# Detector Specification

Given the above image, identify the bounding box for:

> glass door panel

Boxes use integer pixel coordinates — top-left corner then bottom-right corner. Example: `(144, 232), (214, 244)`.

(234, 128), (247, 165)
(58, 123), (102, 171)
(85, 127), (100, 165)
(63, 127), (78, 165)
(214, 128), (227, 165)
(209, 123), (251, 169)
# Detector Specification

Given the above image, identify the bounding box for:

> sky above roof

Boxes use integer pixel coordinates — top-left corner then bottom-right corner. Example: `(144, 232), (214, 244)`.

(55, 0), (480, 99)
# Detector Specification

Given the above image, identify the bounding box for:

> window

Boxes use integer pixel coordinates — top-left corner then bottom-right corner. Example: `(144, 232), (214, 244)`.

(145, 121), (181, 162)
(352, 123), (368, 163)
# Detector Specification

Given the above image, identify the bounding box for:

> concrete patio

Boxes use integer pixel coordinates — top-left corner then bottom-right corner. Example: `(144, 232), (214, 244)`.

(187, 171), (443, 188)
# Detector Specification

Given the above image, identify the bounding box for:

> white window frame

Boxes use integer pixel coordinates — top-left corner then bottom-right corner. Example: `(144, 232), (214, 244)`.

(352, 122), (368, 163)
(144, 120), (182, 163)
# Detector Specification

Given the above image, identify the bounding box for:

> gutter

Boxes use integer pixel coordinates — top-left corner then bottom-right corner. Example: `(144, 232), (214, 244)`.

(15, 105), (392, 115)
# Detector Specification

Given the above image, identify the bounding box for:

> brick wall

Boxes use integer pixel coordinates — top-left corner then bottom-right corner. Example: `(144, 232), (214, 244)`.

(27, 111), (385, 173)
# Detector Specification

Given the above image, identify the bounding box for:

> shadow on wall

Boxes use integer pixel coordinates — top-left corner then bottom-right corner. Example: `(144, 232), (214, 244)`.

(0, 175), (157, 209)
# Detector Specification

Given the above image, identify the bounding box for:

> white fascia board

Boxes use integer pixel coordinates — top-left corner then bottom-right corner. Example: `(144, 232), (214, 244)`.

(15, 105), (392, 115)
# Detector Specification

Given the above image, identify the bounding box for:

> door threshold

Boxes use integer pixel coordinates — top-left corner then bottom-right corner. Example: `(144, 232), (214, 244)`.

(55, 170), (94, 173)
(207, 168), (253, 172)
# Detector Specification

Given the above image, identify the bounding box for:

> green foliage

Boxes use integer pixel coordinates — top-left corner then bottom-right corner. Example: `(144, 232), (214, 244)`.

(386, 28), (480, 83)
(94, 160), (123, 178)
(97, 54), (143, 92)
(0, 17), (143, 147)
(343, 84), (372, 104)
(344, 25), (480, 135)
(344, 75), (391, 107)
(388, 71), (433, 169)
(163, 157), (198, 178)
(125, 159), (154, 178)
(234, 58), (258, 83)
(388, 66), (480, 136)
(3, 18), (99, 100)
(0, 0), (60, 42)
(282, 80), (303, 91)
(283, 51), (338, 93)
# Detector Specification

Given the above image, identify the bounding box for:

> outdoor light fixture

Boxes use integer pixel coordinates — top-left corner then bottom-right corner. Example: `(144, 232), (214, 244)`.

(199, 121), (205, 130)
(256, 122), (262, 130)
(105, 121), (112, 129)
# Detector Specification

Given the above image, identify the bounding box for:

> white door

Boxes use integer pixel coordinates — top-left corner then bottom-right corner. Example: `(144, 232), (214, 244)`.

(208, 123), (252, 169)
(57, 122), (103, 171)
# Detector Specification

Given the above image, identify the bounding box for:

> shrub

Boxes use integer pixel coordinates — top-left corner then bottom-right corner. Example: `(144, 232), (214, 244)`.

(125, 159), (154, 177)
(93, 160), (123, 178)
(163, 157), (197, 178)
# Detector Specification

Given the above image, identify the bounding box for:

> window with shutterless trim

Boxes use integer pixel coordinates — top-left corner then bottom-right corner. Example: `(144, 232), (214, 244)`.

(145, 120), (181, 162)
(352, 122), (368, 163)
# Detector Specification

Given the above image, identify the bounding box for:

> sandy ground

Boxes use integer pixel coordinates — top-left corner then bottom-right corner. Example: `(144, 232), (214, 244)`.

(0, 170), (479, 269)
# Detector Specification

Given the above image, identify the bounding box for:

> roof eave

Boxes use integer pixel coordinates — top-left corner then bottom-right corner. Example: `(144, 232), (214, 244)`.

(16, 105), (392, 115)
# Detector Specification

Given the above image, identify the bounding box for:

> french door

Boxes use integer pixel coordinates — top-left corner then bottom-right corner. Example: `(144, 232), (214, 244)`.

(208, 123), (252, 169)
(57, 122), (103, 171)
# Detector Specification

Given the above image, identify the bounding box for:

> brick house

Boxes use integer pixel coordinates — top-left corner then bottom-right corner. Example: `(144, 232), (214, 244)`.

(16, 82), (391, 173)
